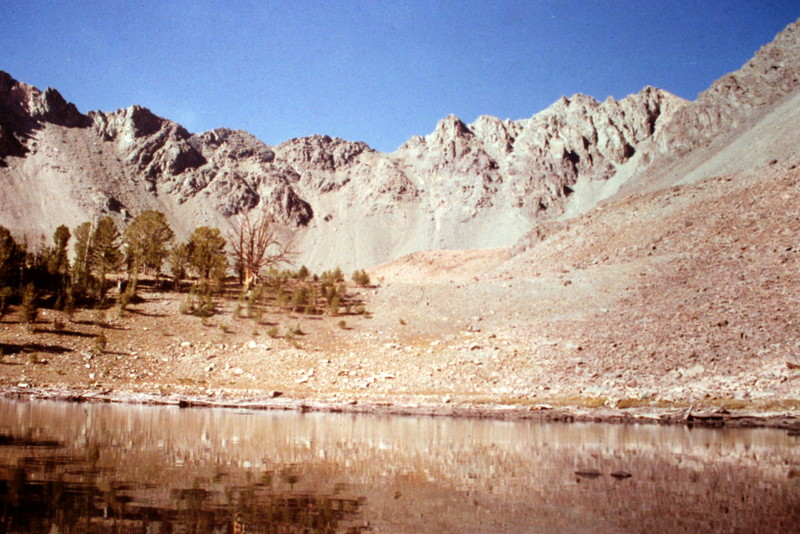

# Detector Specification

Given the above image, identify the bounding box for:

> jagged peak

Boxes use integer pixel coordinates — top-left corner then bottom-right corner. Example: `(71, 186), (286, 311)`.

(395, 116), (471, 152)
(435, 113), (471, 132)
(470, 114), (516, 135)
(557, 93), (600, 109)
(190, 128), (275, 163)
(90, 104), (191, 141)
(470, 114), (512, 129)
(274, 133), (374, 174)
(0, 71), (87, 127)
(422, 114), (474, 146)
(276, 133), (373, 152)
(607, 87), (688, 113)
(195, 127), (262, 144)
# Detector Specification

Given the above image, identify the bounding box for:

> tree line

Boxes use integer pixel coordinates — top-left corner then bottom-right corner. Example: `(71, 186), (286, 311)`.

(0, 209), (371, 324)
(0, 210), (281, 311)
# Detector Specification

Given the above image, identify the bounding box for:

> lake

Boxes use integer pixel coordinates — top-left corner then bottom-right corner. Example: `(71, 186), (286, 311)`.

(0, 399), (798, 533)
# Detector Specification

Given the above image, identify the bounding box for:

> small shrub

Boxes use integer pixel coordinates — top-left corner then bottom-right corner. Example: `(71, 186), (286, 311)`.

(337, 319), (347, 329)
(296, 265), (309, 280)
(266, 326), (279, 338)
(0, 286), (12, 320)
(93, 309), (107, 328)
(179, 295), (193, 315)
(181, 285), (216, 318)
(327, 295), (340, 316)
(117, 285), (135, 310)
(63, 289), (75, 322)
(53, 319), (66, 332)
(351, 269), (370, 287)
(94, 332), (107, 353)
(276, 288), (288, 308)
(291, 288), (309, 313)
(399, 318), (407, 325)
(19, 283), (38, 328)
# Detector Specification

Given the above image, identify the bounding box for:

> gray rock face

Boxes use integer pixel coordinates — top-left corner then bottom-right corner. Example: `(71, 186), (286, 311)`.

(91, 106), (205, 185)
(393, 88), (684, 218)
(0, 72), (87, 129)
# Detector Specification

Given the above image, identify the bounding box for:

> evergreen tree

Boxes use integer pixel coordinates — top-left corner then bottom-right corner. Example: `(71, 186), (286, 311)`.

(187, 226), (227, 283)
(351, 269), (371, 287)
(124, 210), (174, 280)
(19, 282), (38, 329)
(0, 226), (23, 292)
(49, 225), (71, 308)
(90, 216), (123, 299)
(168, 242), (190, 290)
(72, 221), (93, 297)
(25, 234), (52, 290)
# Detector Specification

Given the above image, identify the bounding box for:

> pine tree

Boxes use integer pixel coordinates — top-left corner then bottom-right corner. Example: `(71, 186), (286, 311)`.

(168, 242), (190, 291)
(19, 282), (38, 330)
(187, 226), (227, 283)
(49, 225), (71, 309)
(72, 221), (93, 297)
(90, 216), (123, 300)
(124, 210), (174, 280)
(0, 226), (23, 292)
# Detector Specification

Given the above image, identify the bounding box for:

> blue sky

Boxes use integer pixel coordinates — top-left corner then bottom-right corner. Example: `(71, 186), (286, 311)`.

(2, 1), (799, 152)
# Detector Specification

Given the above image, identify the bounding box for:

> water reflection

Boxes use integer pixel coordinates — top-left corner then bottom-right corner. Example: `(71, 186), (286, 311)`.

(0, 400), (798, 533)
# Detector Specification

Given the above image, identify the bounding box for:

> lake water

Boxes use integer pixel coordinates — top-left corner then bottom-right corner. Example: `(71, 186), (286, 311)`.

(0, 399), (798, 533)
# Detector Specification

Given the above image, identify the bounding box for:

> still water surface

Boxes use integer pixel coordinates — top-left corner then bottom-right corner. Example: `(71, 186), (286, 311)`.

(0, 399), (798, 533)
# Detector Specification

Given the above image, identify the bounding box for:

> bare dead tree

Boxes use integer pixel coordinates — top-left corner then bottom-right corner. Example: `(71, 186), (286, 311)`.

(229, 210), (295, 289)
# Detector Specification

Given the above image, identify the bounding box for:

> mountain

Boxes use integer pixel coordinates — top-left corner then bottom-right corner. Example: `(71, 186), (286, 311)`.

(0, 72), (682, 268)
(0, 19), (798, 271)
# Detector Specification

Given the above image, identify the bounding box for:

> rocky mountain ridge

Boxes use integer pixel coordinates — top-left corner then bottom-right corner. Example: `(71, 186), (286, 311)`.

(1, 18), (798, 269)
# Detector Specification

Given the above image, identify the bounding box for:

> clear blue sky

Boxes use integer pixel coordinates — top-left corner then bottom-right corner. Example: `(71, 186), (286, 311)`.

(2, 1), (798, 152)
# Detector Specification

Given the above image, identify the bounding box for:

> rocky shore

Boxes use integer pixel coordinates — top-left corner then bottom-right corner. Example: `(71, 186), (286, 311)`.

(3, 384), (799, 432)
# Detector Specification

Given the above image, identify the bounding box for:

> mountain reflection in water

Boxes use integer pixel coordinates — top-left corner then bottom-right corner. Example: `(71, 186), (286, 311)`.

(0, 400), (798, 533)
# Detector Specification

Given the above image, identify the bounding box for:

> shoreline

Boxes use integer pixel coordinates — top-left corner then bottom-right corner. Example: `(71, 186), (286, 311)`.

(3, 385), (800, 431)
